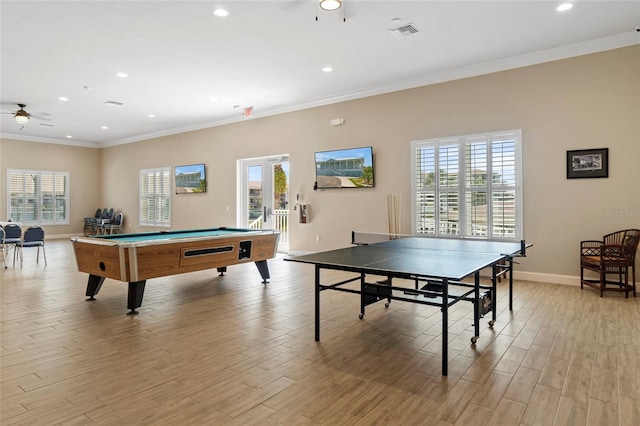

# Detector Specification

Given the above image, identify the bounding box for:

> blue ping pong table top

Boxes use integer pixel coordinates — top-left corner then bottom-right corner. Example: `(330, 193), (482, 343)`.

(286, 237), (526, 281)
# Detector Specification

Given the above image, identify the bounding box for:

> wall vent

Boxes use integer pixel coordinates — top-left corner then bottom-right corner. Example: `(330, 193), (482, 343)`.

(388, 23), (420, 38)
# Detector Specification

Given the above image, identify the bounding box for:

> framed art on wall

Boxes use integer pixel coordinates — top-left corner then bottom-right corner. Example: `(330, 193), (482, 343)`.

(175, 163), (207, 193)
(566, 148), (608, 179)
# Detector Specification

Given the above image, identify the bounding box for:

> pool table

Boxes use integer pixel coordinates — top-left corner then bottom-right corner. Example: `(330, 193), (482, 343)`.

(71, 227), (280, 314)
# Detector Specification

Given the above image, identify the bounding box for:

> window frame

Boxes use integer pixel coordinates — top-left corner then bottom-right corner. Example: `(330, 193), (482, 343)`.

(7, 169), (70, 225)
(139, 167), (171, 228)
(411, 130), (523, 241)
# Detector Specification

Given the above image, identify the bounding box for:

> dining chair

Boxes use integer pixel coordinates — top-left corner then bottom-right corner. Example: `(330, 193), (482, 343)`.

(97, 208), (115, 235)
(84, 208), (102, 236)
(3, 223), (22, 245)
(3, 224), (22, 265)
(90, 208), (108, 235)
(16, 226), (47, 268)
(0, 227), (7, 269)
(103, 212), (124, 234)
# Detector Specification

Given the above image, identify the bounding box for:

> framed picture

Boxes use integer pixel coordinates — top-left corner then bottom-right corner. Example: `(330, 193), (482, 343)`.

(174, 163), (207, 193)
(566, 148), (608, 179)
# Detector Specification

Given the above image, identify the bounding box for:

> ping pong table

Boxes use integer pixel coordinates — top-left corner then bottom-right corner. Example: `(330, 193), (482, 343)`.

(285, 232), (530, 376)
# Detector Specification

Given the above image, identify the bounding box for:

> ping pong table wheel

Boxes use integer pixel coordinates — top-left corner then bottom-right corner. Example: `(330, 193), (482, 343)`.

(359, 313), (364, 320)
(488, 320), (495, 327)
(471, 337), (477, 344)
(384, 302), (390, 308)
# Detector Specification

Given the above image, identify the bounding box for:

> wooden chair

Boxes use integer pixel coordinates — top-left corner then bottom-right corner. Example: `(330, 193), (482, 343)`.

(580, 229), (640, 297)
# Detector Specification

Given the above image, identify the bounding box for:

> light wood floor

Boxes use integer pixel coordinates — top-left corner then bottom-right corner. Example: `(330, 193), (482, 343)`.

(1, 240), (639, 425)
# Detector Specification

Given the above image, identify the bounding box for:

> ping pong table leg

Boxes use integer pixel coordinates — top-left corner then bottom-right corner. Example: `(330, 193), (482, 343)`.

(442, 278), (448, 376)
(508, 258), (514, 310)
(490, 264), (497, 326)
(472, 272), (480, 343)
(359, 273), (365, 320)
(315, 264), (320, 342)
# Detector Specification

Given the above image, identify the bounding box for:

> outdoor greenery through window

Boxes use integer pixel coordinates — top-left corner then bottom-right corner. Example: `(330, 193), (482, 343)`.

(7, 169), (70, 225)
(139, 167), (171, 227)
(411, 130), (522, 240)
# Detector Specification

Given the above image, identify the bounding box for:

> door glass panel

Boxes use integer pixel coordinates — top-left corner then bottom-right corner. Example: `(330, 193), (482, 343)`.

(272, 162), (289, 243)
(247, 165), (263, 229)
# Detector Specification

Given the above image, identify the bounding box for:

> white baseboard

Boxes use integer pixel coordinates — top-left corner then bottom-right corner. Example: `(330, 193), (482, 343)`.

(45, 233), (84, 240)
(514, 271), (580, 286)
(286, 250), (314, 257)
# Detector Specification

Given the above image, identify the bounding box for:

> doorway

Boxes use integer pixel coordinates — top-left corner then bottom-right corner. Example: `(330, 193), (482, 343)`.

(238, 155), (290, 252)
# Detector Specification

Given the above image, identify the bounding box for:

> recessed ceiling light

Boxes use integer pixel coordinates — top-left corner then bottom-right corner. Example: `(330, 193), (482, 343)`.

(210, 96), (219, 102)
(148, 114), (156, 118)
(322, 66), (333, 73)
(116, 72), (128, 78)
(101, 126), (109, 130)
(556, 3), (573, 12)
(66, 135), (73, 139)
(59, 96), (69, 101)
(213, 8), (229, 17)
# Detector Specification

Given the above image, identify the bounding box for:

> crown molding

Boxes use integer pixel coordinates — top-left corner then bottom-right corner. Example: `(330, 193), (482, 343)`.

(0, 132), (101, 148)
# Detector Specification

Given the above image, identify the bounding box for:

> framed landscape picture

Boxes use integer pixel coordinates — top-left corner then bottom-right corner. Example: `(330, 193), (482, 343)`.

(174, 163), (207, 193)
(566, 148), (608, 179)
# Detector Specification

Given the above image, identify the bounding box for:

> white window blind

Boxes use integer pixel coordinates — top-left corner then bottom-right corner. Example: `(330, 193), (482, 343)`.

(7, 169), (69, 225)
(139, 167), (171, 227)
(411, 130), (522, 241)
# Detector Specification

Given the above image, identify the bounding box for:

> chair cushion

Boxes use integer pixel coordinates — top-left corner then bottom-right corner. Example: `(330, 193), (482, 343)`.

(582, 254), (630, 268)
(21, 242), (44, 248)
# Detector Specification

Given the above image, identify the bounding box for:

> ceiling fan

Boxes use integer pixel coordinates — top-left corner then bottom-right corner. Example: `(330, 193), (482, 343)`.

(1, 103), (52, 126)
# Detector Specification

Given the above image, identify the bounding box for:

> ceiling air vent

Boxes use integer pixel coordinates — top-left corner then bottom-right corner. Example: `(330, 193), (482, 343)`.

(388, 22), (420, 38)
(105, 100), (124, 106)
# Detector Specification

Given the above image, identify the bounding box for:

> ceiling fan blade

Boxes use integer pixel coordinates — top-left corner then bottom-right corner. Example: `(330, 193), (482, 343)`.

(30, 113), (53, 121)
(22, 110), (51, 119)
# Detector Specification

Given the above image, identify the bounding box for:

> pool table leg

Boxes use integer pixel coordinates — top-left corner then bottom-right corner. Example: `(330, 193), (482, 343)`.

(86, 274), (106, 301)
(255, 260), (270, 284)
(127, 280), (146, 315)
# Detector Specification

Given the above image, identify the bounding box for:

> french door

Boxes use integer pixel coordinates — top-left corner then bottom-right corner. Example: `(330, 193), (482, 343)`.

(238, 155), (289, 252)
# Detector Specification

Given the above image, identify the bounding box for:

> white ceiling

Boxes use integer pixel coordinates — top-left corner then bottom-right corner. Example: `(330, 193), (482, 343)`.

(1, 1), (638, 148)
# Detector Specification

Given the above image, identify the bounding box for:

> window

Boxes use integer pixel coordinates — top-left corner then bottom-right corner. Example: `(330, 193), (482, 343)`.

(411, 130), (522, 240)
(139, 167), (171, 227)
(7, 169), (69, 225)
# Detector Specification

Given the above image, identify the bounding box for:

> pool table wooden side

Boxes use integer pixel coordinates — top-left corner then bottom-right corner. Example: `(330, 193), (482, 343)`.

(72, 232), (279, 282)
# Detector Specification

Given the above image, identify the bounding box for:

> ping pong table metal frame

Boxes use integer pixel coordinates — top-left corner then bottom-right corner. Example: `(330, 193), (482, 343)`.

(288, 236), (528, 376)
